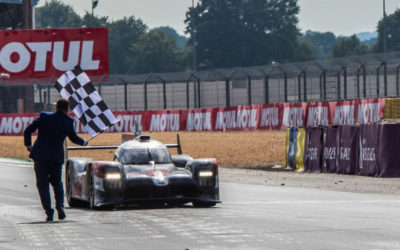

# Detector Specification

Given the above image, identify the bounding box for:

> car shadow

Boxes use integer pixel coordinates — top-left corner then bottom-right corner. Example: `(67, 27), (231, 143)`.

(66, 203), (219, 212)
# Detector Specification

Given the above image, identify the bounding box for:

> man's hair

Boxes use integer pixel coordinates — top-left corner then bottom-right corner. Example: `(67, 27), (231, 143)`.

(56, 98), (69, 112)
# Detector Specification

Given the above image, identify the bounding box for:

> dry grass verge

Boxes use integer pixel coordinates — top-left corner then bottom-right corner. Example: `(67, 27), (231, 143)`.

(0, 131), (286, 166)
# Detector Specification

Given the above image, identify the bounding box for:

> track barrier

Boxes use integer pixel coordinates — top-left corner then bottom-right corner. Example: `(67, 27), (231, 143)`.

(295, 128), (305, 172)
(286, 123), (400, 177)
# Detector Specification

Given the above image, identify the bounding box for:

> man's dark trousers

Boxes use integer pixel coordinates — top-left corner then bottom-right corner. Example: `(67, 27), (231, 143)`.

(34, 159), (64, 216)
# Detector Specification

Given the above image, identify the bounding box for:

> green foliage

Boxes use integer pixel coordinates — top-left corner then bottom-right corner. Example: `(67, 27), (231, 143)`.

(107, 17), (147, 74)
(185, 0), (300, 69)
(375, 9), (400, 53)
(300, 31), (336, 59)
(294, 39), (315, 61)
(332, 35), (368, 58)
(152, 26), (188, 48)
(130, 30), (185, 74)
(81, 11), (109, 28)
(35, 0), (82, 28)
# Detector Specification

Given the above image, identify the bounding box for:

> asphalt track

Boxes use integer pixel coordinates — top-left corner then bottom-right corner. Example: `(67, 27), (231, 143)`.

(0, 159), (400, 250)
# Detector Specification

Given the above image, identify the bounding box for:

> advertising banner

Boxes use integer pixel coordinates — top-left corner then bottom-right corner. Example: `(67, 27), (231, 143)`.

(0, 98), (386, 135)
(377, 124), (400, 177)
(287, 127), (298, 170)
(359, 124), (380, 176)
(295, 128), (306, 172)
(337, 125), (360, 174)
(304, 127), (322, 173)
(321, 126), (338, 173)
(0, 28), (109, 81)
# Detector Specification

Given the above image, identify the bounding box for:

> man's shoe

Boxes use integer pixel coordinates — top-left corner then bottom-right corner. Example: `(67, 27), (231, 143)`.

(57, 209), (66, 220)
(46, 209), (54, 222)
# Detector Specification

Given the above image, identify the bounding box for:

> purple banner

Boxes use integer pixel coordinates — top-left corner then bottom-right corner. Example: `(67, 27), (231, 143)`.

(304, 127), (322, 173)
(338, 125), (360, 175)
(377, 124), (400, 177)
(322, 127), (338, 173)
(359, 124), (380, 176)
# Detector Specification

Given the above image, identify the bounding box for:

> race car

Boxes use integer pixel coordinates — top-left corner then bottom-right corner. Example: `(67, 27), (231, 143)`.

(65, 135), (220, 209)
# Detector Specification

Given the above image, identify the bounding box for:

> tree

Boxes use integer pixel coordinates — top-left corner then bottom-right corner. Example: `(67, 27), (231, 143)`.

(81, 12), (109, 28)
(300, 31), (336, 59)
(294, 39), (315, 62)
(375, 9), (400, 53)
(35, 0), (82, 28)
(185, 0), (300, 69)
(130, 30), (185, 74)
(107, 17), (147, 74)
(152, 26), (188, 48)
(332, 35), (368, 58)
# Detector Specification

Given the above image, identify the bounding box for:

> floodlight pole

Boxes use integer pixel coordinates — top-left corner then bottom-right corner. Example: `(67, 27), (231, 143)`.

(192, 0), (197, 71)
(22, 0), (33, 29)
(383, 0), (387, 53)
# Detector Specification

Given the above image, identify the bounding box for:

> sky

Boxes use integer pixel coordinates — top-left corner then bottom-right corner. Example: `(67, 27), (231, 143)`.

(36, 0), (400, 37)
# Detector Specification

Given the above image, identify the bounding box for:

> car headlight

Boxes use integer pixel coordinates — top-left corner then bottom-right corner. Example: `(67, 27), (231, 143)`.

(198, 170), (213, 177)
(105, 172), (122, 180)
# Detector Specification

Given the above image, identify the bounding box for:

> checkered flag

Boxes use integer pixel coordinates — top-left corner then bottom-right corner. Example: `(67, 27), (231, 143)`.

(55, 66), (118, 137)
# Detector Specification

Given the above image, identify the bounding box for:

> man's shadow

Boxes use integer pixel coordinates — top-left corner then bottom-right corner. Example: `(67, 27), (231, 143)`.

(17, 220), (75, 225)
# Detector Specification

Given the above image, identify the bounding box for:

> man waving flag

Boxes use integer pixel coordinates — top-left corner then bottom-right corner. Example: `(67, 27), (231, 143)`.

(55, 66), (118, 137)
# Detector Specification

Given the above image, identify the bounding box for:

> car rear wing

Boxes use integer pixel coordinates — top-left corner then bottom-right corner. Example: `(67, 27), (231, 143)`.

(65, 134), (182, 154)
(165, 134), (182, 155)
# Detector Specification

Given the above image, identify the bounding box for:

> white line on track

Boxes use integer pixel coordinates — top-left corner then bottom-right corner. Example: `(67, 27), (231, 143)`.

(0, 159), (33, 168)
(224, 200), (400, 204)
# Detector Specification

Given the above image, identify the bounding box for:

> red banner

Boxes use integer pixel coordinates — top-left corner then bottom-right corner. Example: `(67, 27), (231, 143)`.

(0, 28), (109, 81)
(0, 98), (385, 135)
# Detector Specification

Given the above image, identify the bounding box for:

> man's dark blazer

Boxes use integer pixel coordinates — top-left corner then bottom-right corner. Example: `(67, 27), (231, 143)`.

(24, 111), (86, 163)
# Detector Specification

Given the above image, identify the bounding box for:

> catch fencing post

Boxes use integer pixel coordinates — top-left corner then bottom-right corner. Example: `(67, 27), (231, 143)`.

(247, 74), (252, 105)
(144, 73), (153, 111)
(197, 79), (201, 108)
(225, 78), (230, 107)
(303, 71), (307, 101)
(275, 65), (288, 102)
(38, 84), (42, 104)
(119, 77), (128, 110)
(297, 73), (302, 101)
(186, 80), (190, 109)
(264, 75), (269, 103)
(384, 62), (388, 96)
(315, 63), (326, 101)
(295, 64), (306, 102)
(47, 84), (51, 105)
(163, 80), (167, 109)
(363, 65), (367, 98)
(397, 64), (400, 96)
(377, 63), (384, 97)
(258, 68), (270, 104)
(343, 66), (347, 99)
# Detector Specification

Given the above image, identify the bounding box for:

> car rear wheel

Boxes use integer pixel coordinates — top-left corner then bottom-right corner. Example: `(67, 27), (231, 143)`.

(192, 201), (217, 208)
(66, 167), (80, 207)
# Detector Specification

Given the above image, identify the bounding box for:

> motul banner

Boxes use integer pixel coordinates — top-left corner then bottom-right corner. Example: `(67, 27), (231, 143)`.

(0, 98), (385, 135)
(0, 28), (109, 80)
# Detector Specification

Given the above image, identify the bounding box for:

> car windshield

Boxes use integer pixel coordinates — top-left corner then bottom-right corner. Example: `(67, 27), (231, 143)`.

(121, 147), (171, 165)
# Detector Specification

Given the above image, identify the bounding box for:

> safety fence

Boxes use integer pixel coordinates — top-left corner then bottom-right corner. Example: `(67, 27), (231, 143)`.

(3, 52), (400, 114)
(285, 123), (400, 177)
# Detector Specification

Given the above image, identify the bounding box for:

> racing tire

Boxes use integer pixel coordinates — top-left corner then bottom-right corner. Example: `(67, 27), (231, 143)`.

(66, 166), (81, 207)
(192, 201), (217, 208)
(88, 168), (99, 210)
